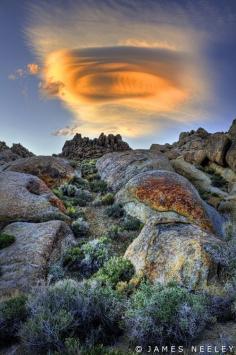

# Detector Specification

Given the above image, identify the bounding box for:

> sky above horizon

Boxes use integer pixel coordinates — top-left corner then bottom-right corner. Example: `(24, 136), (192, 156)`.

(0, 0), (236, 155)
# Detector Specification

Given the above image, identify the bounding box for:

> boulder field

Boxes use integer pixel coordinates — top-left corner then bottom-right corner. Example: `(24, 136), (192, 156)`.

(0, 121), (236, 296)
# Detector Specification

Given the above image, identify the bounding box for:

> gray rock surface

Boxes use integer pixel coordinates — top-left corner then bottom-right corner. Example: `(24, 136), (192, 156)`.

(3, 156), (75, 188)
(0, 221), (74, 295)
(97, 150), (173, 192)
(116, 169), (217, 233)
(125, 218), (228, 291)
(0, 171), (69, 223)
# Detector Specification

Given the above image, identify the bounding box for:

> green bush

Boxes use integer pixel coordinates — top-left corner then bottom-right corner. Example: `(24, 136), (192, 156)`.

(20, 279), (124, 352)
(90, 180), (108, 193)
(95, 257), (135, 287)
(107, 225), (122, 239)
(101, 193), (115, 206)
(122, 215), (142, 231)
(63, 237), (111, 276)
(0, 233), (16, 249)
(60, 183), (78, 197)
(125, 281), (210, 347)
(105, 204), (124, 218)
(75, 188), (93, 206)
(0, 295), (27, 344)
(81, 159), (97, 178)
(72, 218), (90, 237)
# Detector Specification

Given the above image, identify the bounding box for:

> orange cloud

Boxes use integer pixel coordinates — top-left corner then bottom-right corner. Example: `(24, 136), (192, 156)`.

(26, 0), (213, 138)
(27, 63), (40, 75)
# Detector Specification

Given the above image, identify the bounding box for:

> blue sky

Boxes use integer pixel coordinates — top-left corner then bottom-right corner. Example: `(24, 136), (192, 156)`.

(0, 0), (236, 155)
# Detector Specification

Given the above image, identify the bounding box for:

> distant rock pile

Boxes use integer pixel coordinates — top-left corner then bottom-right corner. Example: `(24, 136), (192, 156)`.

(151, 119), (236, 172)
(0, 141), (34, 165)
(60, 133), (131, 160)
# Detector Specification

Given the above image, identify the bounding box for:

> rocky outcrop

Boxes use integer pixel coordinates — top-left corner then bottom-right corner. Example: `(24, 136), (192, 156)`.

(10, 143), (34, 158)
(171, 157), (227, 200)
(3, 156), (75, 188)
(60, 133), (131, 160)
(0, 221), (74, 295)
(205, 133), (230, 166)
(151, 119), (236, 173)
(125, 218), (228, 291)
(97, 150), (173, 192)
(0, 171), (69, 223)
(117, 169), (217, 232)
(0, 141), (34, 165)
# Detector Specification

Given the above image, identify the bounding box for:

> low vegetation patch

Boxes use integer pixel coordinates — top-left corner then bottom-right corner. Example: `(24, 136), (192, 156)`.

(63, 237), (111, 277)
(72, 217), (90, 237)
(0, 295), (27, 345)
(0, 233), (16, 249)
(105, 203), (124, 218)
(20, 279), (124, 353)
(94, 257), (135, 287)
(125, 281), (210, 347)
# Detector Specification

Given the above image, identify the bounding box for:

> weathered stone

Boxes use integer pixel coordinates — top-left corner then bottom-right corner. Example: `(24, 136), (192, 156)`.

(228, 118), (236, 140)
(3, 156), (75, 188)
(0, 171), (69, 223)
(97, 150), (173, 192)
(0, 221), (74, 295)
(0, 141), (9, 152)
(117, 169), (216, 232)
(125, 219), (228, 291)
(172, 157), (227, 199)
(0, 149), (20, 166)
(11, 143), (34, 158)
(60, 132), (131, 160)
(226, 141), (236, 173)
(206, 133), (230, 166)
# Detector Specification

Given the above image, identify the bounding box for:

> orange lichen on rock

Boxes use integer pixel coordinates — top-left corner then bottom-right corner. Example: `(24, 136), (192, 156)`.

(133, 176), (212, 231)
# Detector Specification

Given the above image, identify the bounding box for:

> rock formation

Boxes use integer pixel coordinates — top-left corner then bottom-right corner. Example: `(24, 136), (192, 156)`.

(0, 141), (34, 166)
(0, 221), (74, 295)
(60, 132), (131, 160)
(0, 171), (69, 223)
(2, 156), (76, 188)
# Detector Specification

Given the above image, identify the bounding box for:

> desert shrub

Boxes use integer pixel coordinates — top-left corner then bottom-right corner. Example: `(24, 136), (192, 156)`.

(105, 204), (124, 218)
(0, 295), (27, 344)
(66, 206), (83, 219)
(72, 176), (90, 190)
(107, 225), (122, 239)
(125, 281), (210, 347)
(95, 257), (135, 287)
(48, 263), (65, 284)
(52, 187), (64, 200)
(60, 183), (78, 197)
(75, 188), (93, 206)
(72, 218), (89, 237)
(122, 215), (142, 231)
(20, 279), (124, 352)
(81, 159), (97, 178)
(101, 193), (115, 206)
(0, 233), (16, 249)
(90, 180), (108, 193)
(63, 237), (111, 277)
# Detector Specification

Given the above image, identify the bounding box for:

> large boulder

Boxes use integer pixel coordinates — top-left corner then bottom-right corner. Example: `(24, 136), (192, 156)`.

(125, 218), (228, 291)
(0, 221), (74, 295)
(3, 156), (75, 188)
(205, 133), (230, 166)
(117, 169), (219, 233)
(0, 171), (69, 223)
(97, 150), (173, 192)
